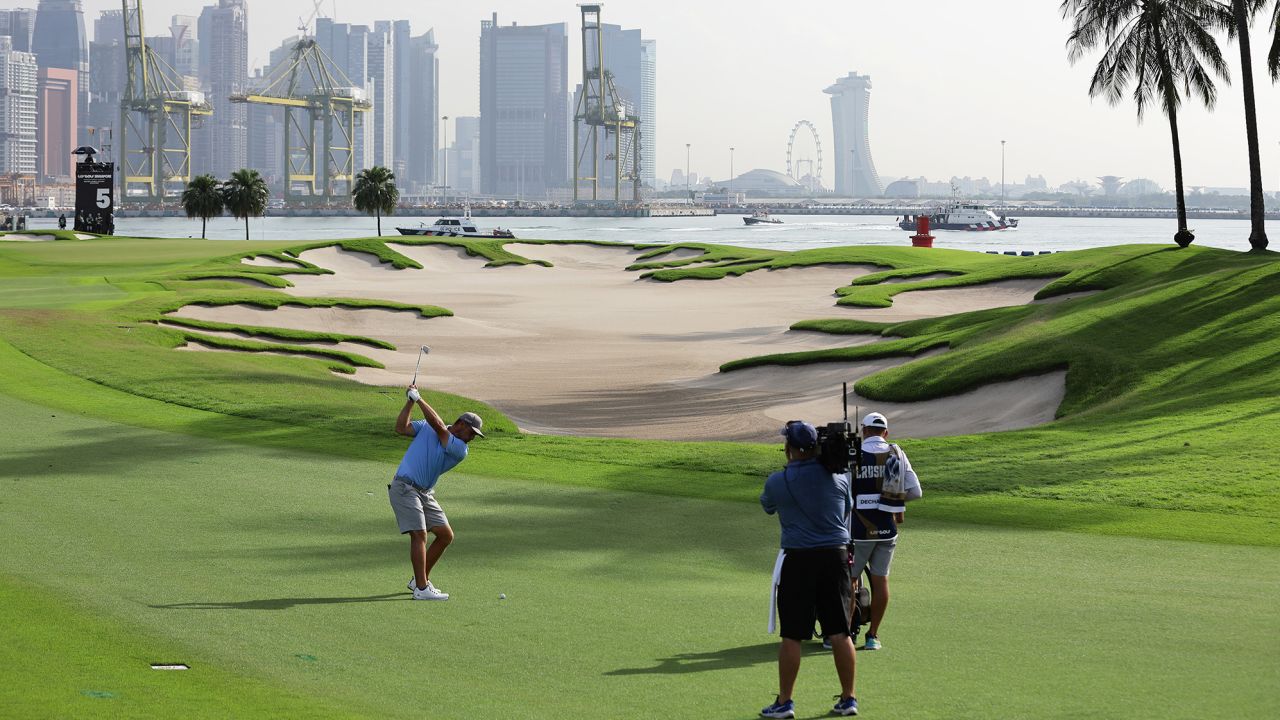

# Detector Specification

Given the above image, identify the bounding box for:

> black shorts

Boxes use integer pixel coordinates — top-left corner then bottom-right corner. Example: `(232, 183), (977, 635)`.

(777, 546), (852, 641)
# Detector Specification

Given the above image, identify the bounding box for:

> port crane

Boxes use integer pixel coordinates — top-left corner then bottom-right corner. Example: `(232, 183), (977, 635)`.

(119, 0), (212, 203)
(572, 4), (642, 204)
(229, 5), (370, 205)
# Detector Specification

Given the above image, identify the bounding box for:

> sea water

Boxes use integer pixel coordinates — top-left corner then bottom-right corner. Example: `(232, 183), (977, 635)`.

(36, 213), (1273, 253)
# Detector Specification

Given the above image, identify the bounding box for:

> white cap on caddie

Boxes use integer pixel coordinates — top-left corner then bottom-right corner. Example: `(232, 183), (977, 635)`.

(861, 412), (888, 430)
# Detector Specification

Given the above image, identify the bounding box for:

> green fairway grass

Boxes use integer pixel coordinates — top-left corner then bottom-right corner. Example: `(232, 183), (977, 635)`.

(1, 392), (1276, 719)
(2, 234), (1278, 716)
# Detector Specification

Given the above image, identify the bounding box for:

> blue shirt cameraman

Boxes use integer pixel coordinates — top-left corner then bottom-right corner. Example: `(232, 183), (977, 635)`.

(758, 420), (859, 719)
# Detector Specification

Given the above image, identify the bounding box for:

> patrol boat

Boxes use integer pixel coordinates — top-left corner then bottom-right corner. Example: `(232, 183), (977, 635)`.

(396, 210), (516, 239)
(898, 202), (1018, 232)
(743, 211), (783, 225)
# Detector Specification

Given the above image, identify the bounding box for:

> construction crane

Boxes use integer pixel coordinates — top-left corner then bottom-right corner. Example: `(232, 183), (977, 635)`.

(119, 0), (212, 203)
(230, 34), (370, 204)
(572, 4), (642, 204)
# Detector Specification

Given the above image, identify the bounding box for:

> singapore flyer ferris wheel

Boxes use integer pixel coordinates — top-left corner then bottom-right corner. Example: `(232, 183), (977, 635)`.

(786, 120), (823, 191)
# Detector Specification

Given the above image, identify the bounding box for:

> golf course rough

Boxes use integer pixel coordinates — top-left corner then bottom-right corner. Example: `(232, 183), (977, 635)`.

(1, 234), (1277, 718)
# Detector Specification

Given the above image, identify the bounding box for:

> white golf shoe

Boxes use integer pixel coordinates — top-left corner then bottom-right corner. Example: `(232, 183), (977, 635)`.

(411, 581), (449, 601)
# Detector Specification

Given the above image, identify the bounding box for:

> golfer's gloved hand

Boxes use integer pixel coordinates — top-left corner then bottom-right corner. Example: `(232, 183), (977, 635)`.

(407, 388), (421, 402)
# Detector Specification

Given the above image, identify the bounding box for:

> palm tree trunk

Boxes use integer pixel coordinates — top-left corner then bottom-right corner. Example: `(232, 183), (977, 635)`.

(244, 216), (249, 241)
(1234, 0), (1269, 251)
(201, 216), (207, 239)
(376, 209), (382, 237)
(1168, 105), (1192, 248)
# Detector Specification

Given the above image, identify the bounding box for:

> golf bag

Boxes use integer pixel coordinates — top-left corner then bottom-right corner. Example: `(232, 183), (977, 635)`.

(812, 565), (874, 641)
(850, 566), (873, 633)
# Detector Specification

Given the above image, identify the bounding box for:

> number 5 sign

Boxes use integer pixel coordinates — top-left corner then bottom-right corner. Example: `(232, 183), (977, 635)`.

(75, 162), (115, 235)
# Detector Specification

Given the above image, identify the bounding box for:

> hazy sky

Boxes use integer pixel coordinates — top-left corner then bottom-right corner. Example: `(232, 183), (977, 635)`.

(74, 0), (1280, 190)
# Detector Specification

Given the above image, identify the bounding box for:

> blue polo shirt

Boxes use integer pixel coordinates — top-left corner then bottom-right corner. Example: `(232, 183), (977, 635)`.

(761, 458), (852, 549)
(394, 420), (468, 491)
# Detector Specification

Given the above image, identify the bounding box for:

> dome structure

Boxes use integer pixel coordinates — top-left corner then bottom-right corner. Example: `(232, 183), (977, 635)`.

(725, 169), (809, 196)
(884, 179), (920, 198)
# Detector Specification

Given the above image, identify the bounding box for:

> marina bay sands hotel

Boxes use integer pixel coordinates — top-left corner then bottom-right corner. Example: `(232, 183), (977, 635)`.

(826, 72), (883, 197)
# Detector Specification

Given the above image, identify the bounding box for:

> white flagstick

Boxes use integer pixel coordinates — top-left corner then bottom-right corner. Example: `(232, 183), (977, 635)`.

(412, 345), (430, 384)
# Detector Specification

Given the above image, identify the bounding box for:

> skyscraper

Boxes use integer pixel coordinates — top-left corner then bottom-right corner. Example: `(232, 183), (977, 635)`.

(479, 13), (569, 198)
(92, 9), (122, 47)
(31, 0), (88, 145)
(825, 72), (882, 197)
(87, 10), (123, 161)
(447, 115), (480, 196)
(37, 66), (76, 181)
(403, 29), (438, 192)
(0, 8), (36, 52)
(391, 20), (410, 180)
(314, 19), (372, 172)
(0, 35), (38, 176)
(195, 0), (247, 178)
(639, 39), (656, 188)
(169, 15), (198, 79)
(369, 21), (395, 170)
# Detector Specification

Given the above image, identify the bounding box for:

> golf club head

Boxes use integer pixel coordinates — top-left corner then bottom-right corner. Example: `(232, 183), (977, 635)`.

(421, 345), (431, 354)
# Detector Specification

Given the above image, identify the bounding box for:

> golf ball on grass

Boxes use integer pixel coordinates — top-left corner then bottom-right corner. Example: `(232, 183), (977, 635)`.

(499, 593), (506, 600)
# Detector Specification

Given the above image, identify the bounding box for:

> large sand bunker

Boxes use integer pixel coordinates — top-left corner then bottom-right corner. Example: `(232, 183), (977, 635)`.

(171, 243), (1067, 440)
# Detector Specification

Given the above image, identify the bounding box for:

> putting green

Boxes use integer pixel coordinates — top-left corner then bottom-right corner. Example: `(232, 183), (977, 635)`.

(1, 392), (1276, 719)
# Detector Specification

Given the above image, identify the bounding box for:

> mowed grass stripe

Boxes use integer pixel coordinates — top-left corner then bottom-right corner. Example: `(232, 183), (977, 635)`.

(0, 575), (366, 719)
(1, 393), (1277, 719)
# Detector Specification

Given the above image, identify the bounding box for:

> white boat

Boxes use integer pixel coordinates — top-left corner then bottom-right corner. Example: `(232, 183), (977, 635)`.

(396, 211), (515, 239)
(899, 202), (1018, 232)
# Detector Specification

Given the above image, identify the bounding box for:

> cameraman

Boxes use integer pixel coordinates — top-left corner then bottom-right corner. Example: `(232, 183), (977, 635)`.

(759, 421), (859, 719)
(850, 412), (922, 651)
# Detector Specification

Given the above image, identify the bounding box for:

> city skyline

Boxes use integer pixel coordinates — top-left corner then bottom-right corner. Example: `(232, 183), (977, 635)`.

(27, 0), (1280, 192)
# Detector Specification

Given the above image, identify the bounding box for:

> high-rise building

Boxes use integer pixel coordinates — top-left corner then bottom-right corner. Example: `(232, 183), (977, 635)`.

(195, 0), (247, 178)
(169, 15), (197, 78)
(86, 10), (123, 162)
(403, 29), (438, 192)
(479, 13), (569, 198)
(368, 21), (395, 171)
(32, 0), (88, 145)
(0, 8), (36, 51)
(37, 66), (75, 181)
(390, 20), (410, 180)
(639, 39), (656, 187)
(825, 72), (882, 197)
(86, 39), (120, 158)
(446, 115), (480, 197)
(92, 9), (122, 47)
(0, 35), (37, 175)
(314, 19), (373, 172)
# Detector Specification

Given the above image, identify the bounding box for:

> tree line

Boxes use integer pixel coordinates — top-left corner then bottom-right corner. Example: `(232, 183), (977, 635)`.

(1062, 0), (1279, 251)
(181, 166), (399, 240)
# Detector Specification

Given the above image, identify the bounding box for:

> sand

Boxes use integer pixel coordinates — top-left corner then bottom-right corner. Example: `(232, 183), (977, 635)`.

(240, 255), (304, 268)
(169, 242), (1068, 440)
(0, 232), (95, 241)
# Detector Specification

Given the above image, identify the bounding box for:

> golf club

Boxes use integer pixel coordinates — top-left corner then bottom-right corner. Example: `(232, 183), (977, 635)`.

(412, 345), (430, 385)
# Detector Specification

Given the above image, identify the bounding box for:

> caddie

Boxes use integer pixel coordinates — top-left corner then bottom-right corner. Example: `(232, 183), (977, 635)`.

(849, 411), (922, 650)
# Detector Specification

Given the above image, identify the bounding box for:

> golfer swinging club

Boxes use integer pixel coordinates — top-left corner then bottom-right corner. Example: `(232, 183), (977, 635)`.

(389, 382), (484, 601)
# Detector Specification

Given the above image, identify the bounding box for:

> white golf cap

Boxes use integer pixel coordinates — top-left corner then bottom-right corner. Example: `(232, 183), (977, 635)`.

(861, 412), (888, 429)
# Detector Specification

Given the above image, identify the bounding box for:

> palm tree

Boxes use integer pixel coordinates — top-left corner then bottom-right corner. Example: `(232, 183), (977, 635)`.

(180, 174), (223, 239)
(221, 169), (269, 241)
(351, 166), (399, 236)
(1061, 0), (1233, 248)
(1228, 0), (1271, 252)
